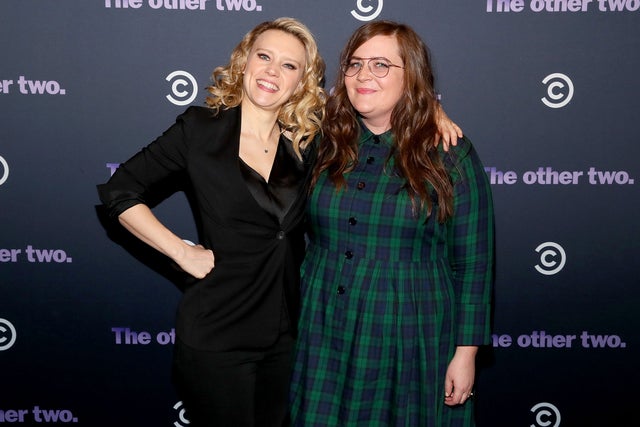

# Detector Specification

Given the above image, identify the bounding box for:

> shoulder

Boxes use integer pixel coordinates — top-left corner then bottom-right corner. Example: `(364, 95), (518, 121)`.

(440, 135), (473, 163)
(302, 134), (321, 161)
(298, 134), (323, 170)
(163, 106), (241, 154)
(178, 105), (240, 127)
(440, 135), (488, 184)
(441, 135), (484, 169)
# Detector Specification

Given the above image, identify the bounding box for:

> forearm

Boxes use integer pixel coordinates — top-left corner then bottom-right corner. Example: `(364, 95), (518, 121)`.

(118, 203), (189, 263)
(449, 143), (495, 344)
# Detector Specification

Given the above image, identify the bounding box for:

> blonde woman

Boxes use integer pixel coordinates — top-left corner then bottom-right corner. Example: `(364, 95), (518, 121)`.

(98, 18), (325, 427)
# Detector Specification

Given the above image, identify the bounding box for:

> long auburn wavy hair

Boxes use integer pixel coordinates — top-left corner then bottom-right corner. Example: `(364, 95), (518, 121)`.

(312, 21), (453, 222)
(205, 17), (326, 158)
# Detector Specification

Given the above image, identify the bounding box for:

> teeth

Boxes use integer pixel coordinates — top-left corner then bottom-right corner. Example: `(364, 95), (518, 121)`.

(258, 80), (278, 91)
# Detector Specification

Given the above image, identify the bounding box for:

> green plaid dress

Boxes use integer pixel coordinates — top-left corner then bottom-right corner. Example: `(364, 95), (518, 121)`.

(290, 126), (494, 427)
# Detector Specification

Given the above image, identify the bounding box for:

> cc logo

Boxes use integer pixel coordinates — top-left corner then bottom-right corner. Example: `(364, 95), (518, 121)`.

(0, 155), (9, 186)
(0, 318), (17, 351)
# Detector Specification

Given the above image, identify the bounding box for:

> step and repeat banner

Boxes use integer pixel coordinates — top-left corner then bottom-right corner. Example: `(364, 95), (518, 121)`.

(1, 1), (638, 426)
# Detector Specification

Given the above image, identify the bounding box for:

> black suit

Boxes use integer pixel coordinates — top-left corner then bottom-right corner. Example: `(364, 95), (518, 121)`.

(98, 105), (315, 426)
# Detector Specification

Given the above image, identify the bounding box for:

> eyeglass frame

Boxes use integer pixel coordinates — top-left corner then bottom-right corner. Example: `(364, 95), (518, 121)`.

(341, 57), (405, 78)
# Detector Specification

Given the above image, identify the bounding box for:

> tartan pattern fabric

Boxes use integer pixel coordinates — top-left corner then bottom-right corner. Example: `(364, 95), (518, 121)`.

(290, 126), (494, 426)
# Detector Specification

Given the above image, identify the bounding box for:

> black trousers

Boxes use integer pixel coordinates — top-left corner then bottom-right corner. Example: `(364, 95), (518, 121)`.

(172, 333), (294, 427)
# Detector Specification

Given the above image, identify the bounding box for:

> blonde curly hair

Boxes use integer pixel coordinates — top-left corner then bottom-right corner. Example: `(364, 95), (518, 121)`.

(206, 17), (326, 158)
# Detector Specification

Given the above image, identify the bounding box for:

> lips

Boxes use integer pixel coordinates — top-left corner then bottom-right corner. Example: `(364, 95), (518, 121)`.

(257, 79), (279, 92)
(356, 87), (376, 94)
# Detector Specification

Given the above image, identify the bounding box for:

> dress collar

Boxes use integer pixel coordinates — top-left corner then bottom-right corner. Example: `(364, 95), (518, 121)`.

(358, 117), (394, 147)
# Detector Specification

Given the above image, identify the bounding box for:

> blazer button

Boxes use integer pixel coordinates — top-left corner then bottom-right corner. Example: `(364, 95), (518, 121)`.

(344, 250), (353, 259)
(366, 156), (374, 164)
(357, 181), (366, 190)
(337, 286), (346, 295)
(276, 231), (285, 240)
(348, 217), (357, 226)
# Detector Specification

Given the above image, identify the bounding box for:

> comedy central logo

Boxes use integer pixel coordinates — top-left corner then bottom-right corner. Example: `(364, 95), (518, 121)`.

(530, 402), (561, 427)
(166, 70), (198, 106)
(0, 318), (17, 351)
(541, 73), (574, 108)
(173, 401), (190, 427)
(534, 242), (566, 276)
(0, 155), (9, 186)
(351, 0), (383, 21)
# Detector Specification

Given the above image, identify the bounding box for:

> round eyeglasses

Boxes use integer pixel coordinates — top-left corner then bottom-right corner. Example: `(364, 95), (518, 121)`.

(342, 57), (405, 78)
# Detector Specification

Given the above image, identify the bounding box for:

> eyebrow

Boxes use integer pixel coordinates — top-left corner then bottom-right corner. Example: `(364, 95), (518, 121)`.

(255, 47), (304, 66)
(349, 56), (392, 61)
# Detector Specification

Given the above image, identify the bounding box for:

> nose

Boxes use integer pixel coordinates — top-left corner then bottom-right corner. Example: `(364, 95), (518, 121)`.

(266, 64), (279, 76)
(356, 64), (372, 81)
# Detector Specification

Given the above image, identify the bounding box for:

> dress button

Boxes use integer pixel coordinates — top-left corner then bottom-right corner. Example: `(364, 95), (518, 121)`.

(276, 231), (285, 240)
(366, 157), (374, 164)
(344, 250), (353, 259)
(373, 136), (380, 144)
(357, 181), (366, 190)
(348, 217), (357, 226)
(337, 286), (346, 295)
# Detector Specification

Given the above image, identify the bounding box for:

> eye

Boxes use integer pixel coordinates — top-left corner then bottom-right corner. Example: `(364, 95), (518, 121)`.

(257, 53), (270, 61)
(283, 63), (298, 70)
(372, 60), (390, 70)
(347, 61), (362, 70)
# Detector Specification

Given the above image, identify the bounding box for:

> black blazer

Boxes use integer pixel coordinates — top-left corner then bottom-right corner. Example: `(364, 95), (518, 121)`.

(98, 106), (315, 351)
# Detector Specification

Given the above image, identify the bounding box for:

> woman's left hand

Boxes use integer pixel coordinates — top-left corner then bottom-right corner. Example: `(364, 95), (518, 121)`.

(444, 346), (477, 406)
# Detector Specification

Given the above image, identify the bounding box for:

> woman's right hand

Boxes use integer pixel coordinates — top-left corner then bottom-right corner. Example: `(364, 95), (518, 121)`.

(118, 204), (215, 279)
(174, 243), (215, 279)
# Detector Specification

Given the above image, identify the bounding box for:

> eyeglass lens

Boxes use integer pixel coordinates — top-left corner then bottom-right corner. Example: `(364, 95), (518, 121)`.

(343, 58), (394, 78)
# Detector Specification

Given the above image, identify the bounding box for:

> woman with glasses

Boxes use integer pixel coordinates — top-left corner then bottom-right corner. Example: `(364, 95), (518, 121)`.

(290, 21), (494, 426)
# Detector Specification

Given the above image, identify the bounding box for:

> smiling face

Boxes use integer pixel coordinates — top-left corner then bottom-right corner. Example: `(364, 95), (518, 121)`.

(241, 29), (306, 114)
(344, 34), (405, 134)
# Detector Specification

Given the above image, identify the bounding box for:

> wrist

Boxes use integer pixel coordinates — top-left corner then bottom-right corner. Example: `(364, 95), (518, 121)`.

(454, 345), (478, 360)
(166, 238), (190, 263)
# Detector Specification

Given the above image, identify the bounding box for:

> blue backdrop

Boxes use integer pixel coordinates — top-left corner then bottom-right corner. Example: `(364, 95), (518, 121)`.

(1, 1), (638, 426)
